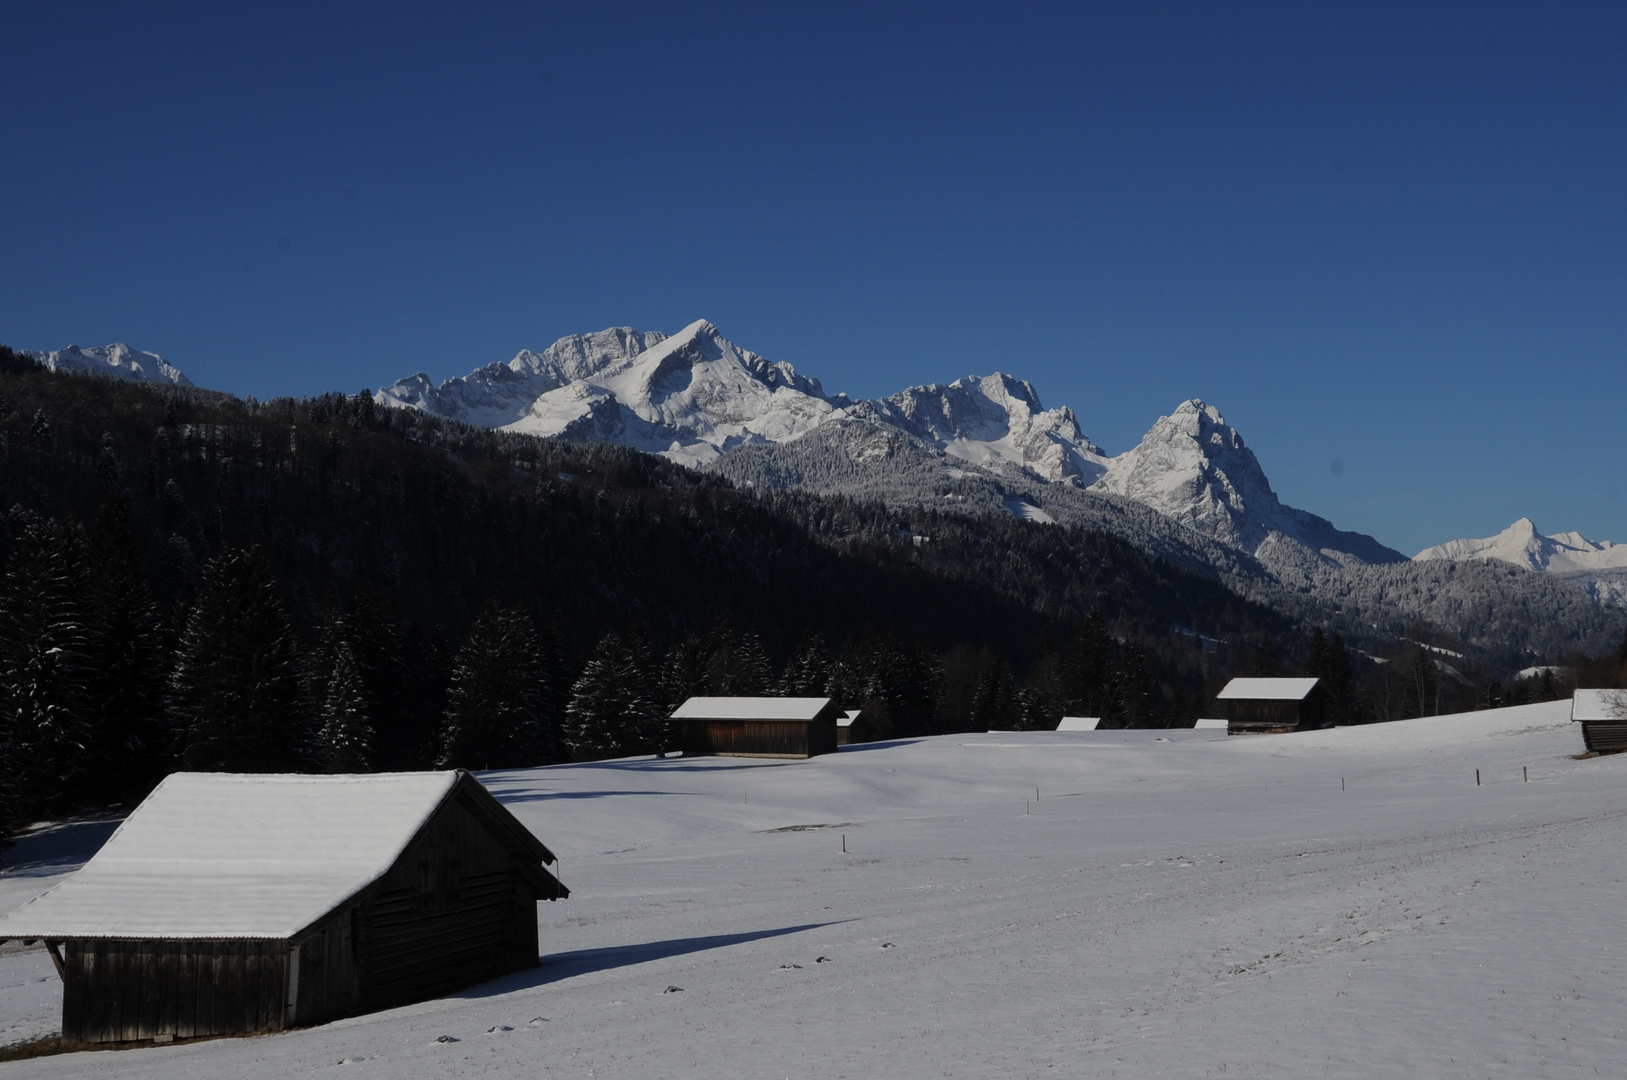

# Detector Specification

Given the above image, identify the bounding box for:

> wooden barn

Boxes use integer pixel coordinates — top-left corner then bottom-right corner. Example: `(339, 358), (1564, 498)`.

(1572, 689), (1627, 752)
(836, 710), (862, 746)
(1215, 677), (1331, 734)
(0, 770), (566, 1045)
(670, 697), (842, 759)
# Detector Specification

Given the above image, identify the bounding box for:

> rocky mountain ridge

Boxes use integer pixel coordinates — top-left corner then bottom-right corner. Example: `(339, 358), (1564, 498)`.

(375, 320), (1405, 569)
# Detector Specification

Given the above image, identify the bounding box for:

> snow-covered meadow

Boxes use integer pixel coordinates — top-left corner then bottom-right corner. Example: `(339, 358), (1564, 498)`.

(3, 699), (1625, 1078)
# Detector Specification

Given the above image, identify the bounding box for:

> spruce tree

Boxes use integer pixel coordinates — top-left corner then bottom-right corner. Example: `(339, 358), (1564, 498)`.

(0, 519), (93, 819)
(170, 547), (313, 773)
(85, 491), (170, 803)
(970, 660), (1021, 731)
(319, 639), (375, 773)
(438, 603), (564, 770)
(1064, 610), (1114, 718)
(564, 632), (655, 760)
(781, 633), (834, 697)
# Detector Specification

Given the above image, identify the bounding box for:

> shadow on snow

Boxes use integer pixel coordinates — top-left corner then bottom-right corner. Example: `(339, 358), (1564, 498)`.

(456, 923), (845, 997)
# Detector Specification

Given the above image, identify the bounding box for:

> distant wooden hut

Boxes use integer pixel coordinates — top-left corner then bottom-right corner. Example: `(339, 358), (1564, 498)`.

(0, 770), (566, 1045)
(1055, 717), (1100, 731)
(1215, 678), (1330, 734)
(836, 710), (862, 746)
(670, 697), (842, 759)
(1572, 689), (1627, 753)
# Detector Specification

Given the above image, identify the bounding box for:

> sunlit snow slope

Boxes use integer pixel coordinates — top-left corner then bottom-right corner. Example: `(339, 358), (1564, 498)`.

(4, 701), (1625, 1079)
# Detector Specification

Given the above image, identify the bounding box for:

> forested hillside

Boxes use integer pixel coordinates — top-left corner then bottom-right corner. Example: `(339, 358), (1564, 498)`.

(0, 349), (1311, 841)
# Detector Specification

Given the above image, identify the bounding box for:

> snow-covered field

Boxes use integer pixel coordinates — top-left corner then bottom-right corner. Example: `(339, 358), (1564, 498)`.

(3, 700), (1625, 1078)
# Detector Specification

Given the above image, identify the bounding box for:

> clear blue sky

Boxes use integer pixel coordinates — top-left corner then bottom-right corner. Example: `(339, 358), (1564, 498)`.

(3, 2), (1623, 555)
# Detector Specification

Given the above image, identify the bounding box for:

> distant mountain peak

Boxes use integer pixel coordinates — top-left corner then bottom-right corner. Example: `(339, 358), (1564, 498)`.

(27, 343), (192, 387)
(1415, 520), (1627, 574)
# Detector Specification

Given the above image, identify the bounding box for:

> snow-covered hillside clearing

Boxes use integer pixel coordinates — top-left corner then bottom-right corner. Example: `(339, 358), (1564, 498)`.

(3, 700), (1624, 1078)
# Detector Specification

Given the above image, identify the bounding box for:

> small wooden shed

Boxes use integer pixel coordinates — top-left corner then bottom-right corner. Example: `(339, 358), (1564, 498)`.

(670, 697), (842, 759)
(836, 710), (862, 746)
(1572, 689), (1627, 752)
(0, 770), (566, 1045)
(1216, 678), (1330, 734)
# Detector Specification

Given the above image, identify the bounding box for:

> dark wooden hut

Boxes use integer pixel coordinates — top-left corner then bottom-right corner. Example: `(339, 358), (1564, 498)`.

(1216, 678), (1331, 734)
(1573, 689), (1627, 752)
(670, 697), (842, 758)
(0, 770), (566, 1045)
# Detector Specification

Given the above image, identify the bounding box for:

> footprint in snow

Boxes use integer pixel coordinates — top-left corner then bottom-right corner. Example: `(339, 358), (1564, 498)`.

(880, 943), (894, 949)
(528, 1017), (549, 1026)
(779, 963), (802, 969)
(434, 1035), (459, 1044)
(815, 956), (831, 963)
(662, 985), (683, 994)
(487, 1025), (512, 1033)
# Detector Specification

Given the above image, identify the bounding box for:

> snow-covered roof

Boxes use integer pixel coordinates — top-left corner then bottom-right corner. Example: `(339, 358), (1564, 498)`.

(671, 697), (834, 721)
(1056, 717), (1100, 731)
(1572, 689), (1627, 722)
(1193, 718), (1228, 729)
(0, 771), (471, 941)
(838, 710), (862, 728)
(1216, 678), (1322, 701)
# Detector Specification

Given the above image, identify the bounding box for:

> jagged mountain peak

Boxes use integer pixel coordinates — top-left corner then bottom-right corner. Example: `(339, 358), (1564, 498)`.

(27, 343), (192, 387)
(1090, 398), (1403, 565)
(853, 371), (1109, 485)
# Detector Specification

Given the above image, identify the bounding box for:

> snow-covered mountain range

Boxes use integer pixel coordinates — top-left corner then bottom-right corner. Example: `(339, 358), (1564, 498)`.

(1414, 518), (1627, 574)
(377, 320), (1404, 568)
(25, 343), (192, 386)
(1415, 518), (1627, 608)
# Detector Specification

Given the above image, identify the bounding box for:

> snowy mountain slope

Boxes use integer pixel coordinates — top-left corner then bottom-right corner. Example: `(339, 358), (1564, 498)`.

(378, 321), (838, 468)
(25, 344), (192, 387)
(851, 373), (1111, 485)
(377, 321), (1398, 568)
(4, 703), (1626, 1079)
(1089, 400), (1405, 564)
(1414, 517), (1627, 574)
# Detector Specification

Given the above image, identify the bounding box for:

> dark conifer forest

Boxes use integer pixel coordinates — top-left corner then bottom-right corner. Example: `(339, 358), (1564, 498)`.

(0, 347), (1618, 842)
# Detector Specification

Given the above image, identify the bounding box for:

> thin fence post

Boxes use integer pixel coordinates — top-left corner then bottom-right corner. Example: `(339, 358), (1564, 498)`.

(1524, 766), (1529, 783)
(1476, 769), (1481, 787)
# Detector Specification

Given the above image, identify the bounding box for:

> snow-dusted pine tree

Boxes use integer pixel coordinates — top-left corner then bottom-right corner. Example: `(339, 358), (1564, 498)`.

(564, 632), (656, 760)
(0, 517), (93, 820)
(170, 547), (312, 772)
(438, 603), (565, 770)
(319, 640), (374, 773)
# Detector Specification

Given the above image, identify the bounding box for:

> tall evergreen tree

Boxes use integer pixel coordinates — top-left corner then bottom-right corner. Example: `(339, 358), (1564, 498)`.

(564, 632), (656, 760)
(781, 633), (833, 698)
(0, 519), (94, 820)
(1064, 610), (1115, 718)
(1116, 643), (1152, 727)
(319, 639), (374, 772)
(970, 660), (1021, 731)
(84, 491), (170, 803)
(170, 546), (312, 773)
(438, 603), (564, 770)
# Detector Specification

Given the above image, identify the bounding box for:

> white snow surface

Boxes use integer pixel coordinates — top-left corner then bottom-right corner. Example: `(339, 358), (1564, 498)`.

(1216, 677), (1322, 701)
(8, 701), (1627, 1077)
(0, 772), (459, 940)
(670, 697), (832, 721)
(1415, 517), (1627, 574)
(25, 344), (192, 387)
